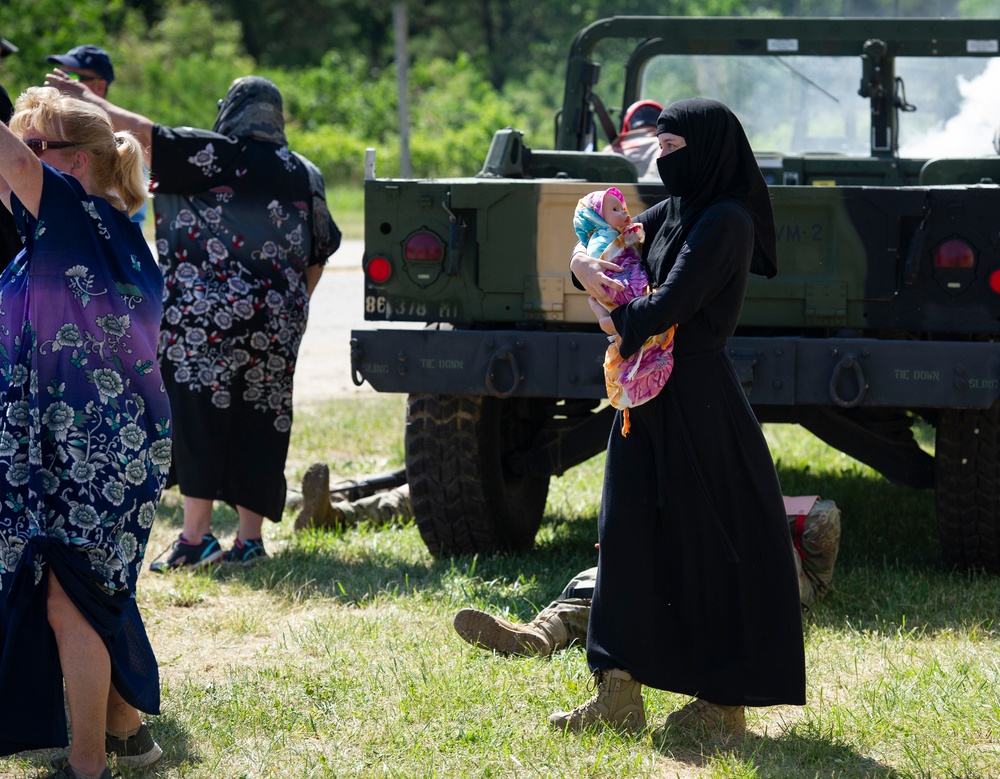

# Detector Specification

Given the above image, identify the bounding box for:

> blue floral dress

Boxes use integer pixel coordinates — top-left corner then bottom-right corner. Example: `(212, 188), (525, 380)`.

(0, 165), (171, 754)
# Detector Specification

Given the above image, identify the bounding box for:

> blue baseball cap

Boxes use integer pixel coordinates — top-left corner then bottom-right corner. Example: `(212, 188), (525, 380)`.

(0, 34), (17, 57)
(46, 44), (115, 83)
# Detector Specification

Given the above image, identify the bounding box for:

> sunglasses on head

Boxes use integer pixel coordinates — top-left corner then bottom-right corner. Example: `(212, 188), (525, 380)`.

(23, 139), (79, 156)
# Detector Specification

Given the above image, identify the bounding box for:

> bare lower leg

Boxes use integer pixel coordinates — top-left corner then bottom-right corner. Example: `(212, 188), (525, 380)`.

(182, 496), (214, 540)
(236, 505), (265, 544)
(47, 572), (109, 777)
(106, 684), (142, 734)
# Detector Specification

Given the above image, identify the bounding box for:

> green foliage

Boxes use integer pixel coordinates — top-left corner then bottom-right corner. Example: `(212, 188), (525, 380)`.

(207, 0), (396, 69)
(281, 52), (556, 183)
(0, 0), (254, 130)
(285, 125), (371, 188)
(0, 0), (129, 91)
(404, 54), (536, 177)
(0, 0), (975, 191)
(266, 50), (395, 140)
(958, 0), (1000, 17)
(110, 0), (255, 129)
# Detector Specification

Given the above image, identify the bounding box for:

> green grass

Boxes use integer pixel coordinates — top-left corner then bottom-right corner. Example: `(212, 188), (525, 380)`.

(3, 395), (999, 779)
(326, 185), (364, 241)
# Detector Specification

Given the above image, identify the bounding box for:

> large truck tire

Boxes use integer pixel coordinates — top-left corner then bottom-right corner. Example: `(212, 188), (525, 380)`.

(405, 393), (550, 558)
(935, 403), (1000, 574)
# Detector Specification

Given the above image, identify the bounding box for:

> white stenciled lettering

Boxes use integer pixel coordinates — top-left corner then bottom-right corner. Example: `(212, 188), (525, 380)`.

(417, 358), (464, 370)
(895, 368), (944, 382)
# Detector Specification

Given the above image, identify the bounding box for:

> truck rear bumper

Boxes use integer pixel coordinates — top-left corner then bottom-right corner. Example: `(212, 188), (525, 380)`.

(349, 328), (1000, 410)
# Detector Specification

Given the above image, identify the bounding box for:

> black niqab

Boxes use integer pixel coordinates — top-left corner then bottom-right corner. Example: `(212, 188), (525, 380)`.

(651, 98), (777, 279)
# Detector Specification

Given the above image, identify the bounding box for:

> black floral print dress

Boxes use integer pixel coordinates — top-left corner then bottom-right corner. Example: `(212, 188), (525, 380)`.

(150, 124), (339, 521)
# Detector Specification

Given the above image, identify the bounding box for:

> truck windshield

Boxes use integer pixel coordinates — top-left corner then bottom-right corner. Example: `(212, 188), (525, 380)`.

(638, 54), (995, 158)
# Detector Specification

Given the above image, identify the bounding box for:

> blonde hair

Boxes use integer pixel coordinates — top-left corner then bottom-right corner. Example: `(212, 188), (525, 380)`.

(10, 86), (147, 216)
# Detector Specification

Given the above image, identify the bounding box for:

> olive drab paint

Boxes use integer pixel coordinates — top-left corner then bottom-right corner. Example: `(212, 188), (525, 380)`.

(353, 16), (1000, 570)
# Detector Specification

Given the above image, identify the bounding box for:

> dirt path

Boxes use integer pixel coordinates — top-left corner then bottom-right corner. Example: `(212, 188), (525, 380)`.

(293, 239), (377, 407)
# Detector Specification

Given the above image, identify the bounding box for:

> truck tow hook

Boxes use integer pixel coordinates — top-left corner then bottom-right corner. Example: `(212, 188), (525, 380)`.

(484, 345), (522, 399)
(829, 353), (867, 408)
(350, 337), (366, 387)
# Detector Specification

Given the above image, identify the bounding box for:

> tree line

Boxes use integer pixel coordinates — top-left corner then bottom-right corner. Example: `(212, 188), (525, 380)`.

(0, 0), (988, 185)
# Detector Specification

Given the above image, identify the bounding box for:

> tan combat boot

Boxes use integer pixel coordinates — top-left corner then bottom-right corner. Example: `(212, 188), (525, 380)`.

(296, 466), (413, 532)
(663, 698), (746, 735)
(549, 669), (646, 731)
(453, 601), (589, 656)
(295, 462), (341, 531)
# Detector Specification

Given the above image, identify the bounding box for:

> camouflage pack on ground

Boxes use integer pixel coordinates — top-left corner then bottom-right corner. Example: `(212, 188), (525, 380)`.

(789, 499), (842, 608)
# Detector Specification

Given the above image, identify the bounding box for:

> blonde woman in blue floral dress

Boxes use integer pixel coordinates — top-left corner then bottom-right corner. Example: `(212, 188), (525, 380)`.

(0, 87), (170, 778)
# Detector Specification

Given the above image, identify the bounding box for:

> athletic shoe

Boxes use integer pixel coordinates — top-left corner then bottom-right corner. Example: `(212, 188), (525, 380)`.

(49, 723), (162, 772)
(106, 722), (164, 768)
(45, 759), (112, 779)
(150, 533), (224, 572)
(221, 537), (268, 565)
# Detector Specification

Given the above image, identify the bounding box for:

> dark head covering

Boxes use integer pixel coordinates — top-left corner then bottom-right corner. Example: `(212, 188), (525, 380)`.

(213, 76), (287, 145)
(46, 44), (115, 83)
(653, 98), (777, 278)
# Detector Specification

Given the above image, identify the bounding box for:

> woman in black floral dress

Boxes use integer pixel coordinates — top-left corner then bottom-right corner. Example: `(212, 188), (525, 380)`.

(50, 74), (341, 568)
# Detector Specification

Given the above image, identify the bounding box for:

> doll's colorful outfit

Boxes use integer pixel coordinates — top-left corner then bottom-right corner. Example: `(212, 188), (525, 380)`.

(573, 188), (675, 435)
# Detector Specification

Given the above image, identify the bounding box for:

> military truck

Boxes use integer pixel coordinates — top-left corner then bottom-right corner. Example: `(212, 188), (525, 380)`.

(350, 16), (1000, 573)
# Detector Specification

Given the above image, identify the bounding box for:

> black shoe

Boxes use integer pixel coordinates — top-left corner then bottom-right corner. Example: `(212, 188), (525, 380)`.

(50, 722), (162, 772)
(150, 533), (224, 572)
(106, 722), (163, 768)
(46, 759), (113, 779)
(221, 537), (268, 565)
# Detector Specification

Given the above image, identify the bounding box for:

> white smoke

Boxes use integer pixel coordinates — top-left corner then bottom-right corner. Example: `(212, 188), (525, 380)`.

(899, 58), (1000, 158)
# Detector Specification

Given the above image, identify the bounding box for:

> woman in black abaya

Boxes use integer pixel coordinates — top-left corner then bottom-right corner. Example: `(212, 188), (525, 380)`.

(550, 98), (805, 733)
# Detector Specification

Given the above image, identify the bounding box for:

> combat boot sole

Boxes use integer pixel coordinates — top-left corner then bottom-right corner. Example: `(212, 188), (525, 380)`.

(453, 608), (552, 656)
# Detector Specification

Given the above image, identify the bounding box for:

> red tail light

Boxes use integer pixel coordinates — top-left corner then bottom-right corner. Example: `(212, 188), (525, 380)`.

(404, 231), (444, 262)
(366, 256), (392, 283)
(989, 269), (1000, 295)
(933, 238), (975, 269)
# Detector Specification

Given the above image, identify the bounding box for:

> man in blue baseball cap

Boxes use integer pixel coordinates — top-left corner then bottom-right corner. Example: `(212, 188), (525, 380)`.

(46, 44), (150, 227)
(46, 44), (115, 99)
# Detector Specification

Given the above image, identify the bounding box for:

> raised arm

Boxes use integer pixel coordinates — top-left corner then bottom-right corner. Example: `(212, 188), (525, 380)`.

(0, 120), (43, 217)
(45, 69), (154, 165)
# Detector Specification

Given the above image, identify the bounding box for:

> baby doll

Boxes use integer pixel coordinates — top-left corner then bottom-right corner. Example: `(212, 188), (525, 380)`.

(573, 187), (675, 435)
